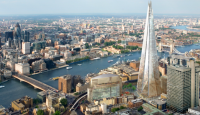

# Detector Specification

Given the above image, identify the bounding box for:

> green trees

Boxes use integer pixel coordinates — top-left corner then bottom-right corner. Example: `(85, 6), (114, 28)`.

(121, 50), (130, 53)
(104, 41), (116, 46)
(126, 46), (138, 50)
(111, 108), (120, 113)
(85, 43), (89, 49)
(60, 98), (68, 107)
(33, 98), (41, 105)
(53, 111), (60, 115)
(118, 40), (121, 43)
(37, 110), (44, 115)
(66, 56), (90, 64)
(138, 106), (143, 111)
(120, 106), (126, 109)
(132, 86), (136, 91)
(112, 45), (123, 49)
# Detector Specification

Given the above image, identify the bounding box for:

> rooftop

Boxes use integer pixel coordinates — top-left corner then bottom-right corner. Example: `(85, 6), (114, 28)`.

(91, 74), (118, 79)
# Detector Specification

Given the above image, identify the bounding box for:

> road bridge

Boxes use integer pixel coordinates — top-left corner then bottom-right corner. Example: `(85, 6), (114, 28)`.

(13, 74), (57, 91)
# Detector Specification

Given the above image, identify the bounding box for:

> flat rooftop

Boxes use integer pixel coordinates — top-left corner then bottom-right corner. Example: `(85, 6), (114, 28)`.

(91, 74), (118, 79)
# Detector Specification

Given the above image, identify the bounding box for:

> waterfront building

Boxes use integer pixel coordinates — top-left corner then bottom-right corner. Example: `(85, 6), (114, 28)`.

(87, 74), (122, 102)
(167, 55), (200, 112)
(31, 59), (46, 72)
(137, 2), (162, 98)
(11, 96), (33, 113)
(58, 75), (72, 93)
(22, 42), (30, 54)
(15, 63), (30, 75)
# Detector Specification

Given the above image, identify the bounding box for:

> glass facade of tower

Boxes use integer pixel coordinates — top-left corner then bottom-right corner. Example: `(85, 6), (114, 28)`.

(92, 84), (120, 100)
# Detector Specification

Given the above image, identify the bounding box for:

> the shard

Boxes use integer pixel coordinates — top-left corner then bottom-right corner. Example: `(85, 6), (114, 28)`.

(137, 2), (162, 98)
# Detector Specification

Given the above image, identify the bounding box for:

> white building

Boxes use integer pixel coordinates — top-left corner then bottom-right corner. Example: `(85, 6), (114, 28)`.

(15, 63), (30, 75)
(22, 42), (30, 54)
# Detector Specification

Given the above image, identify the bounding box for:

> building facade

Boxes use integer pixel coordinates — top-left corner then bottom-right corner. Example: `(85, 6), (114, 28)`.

(167, 55), (200, 112)
(87, 74), (122, 102)
(58, 75), (72, 93)
(15, 63), (30, 75)
(22, 42), (30, 54)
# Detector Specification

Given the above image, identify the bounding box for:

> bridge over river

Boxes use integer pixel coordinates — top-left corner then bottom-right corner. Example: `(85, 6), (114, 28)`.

(13, 74), (57, 91)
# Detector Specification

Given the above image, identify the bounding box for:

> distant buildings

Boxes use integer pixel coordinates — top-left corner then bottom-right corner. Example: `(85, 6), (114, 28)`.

(167, 55), (199, 112)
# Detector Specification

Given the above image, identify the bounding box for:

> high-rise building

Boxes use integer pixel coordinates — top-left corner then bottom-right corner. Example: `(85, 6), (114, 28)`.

(22, 42), (30, 54)
(14, 23), (21, 39)
(58, 75), (72, 93)
(167, 55), (200, 112)
(137, 2), (162, 98)
(21, 31), (30, 42)
(5, 31), (13, 42)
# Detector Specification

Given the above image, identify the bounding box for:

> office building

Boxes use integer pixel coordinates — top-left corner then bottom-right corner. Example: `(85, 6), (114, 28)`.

(31, 59), (46, 72)
(11, 96), (33, 113)
(137, 2), (162, 98)
(5, 31), (13, 42)
(167, 55), (200, 112)
(15, 63), (30, 75)
(58, 75), (72, 93)
(31, 41), (46, 51)
(87, 74), (122, 102)
(22, 42), (30, 54)
(21, 31), (30, 42)
(14, 23), (21, 39)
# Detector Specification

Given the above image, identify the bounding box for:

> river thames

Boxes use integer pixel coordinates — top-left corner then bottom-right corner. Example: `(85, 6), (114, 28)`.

(0, 26), (200, 107)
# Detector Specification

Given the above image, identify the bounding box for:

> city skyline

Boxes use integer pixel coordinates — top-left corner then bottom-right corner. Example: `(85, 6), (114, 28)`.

(0, 0), (200, 15)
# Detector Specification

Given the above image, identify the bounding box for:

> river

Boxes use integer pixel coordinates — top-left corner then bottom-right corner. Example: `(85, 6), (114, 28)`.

(0, 26), (200, 107)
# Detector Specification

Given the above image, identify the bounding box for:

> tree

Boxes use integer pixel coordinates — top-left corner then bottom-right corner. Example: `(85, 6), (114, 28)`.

(111, 108), (120, 113)
(85, 43), (89, 49)
(120, 106), (126, 109)
(33, 98), (41, 105)
(132, 86), (136, 91)
(60, 98), (68, 107)
(138, 106), (143, 111)
(127, 83), (132, 88)
(53, 111), (60, 115)
(118, 40), (121, 43)
(37, 110), (44, 115)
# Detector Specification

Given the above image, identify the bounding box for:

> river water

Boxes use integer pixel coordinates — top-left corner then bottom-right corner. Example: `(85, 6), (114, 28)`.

(0, 26), (200, 107)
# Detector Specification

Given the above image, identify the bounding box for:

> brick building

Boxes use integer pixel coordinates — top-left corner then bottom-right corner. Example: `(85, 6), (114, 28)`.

(128, 42), (142, 47)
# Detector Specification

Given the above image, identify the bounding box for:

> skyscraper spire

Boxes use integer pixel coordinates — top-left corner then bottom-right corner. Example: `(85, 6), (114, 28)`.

(137, 2), (162, 98)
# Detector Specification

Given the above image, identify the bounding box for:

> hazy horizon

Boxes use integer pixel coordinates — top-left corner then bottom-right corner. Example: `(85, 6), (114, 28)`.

(0, 0), (200, 16)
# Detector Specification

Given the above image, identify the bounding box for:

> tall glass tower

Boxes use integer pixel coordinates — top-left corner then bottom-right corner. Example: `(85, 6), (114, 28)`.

(137, 2), (162, 98)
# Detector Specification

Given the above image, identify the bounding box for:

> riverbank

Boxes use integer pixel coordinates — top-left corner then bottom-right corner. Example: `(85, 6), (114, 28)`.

(30, 64), (69, 76)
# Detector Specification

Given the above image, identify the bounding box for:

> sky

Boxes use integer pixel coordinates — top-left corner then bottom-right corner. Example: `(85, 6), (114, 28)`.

(0, 0), (200, 15)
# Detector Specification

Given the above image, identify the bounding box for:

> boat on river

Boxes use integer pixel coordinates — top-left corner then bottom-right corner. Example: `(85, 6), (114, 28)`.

(0, 86), (5, 89)
(66, 67), (72, 70)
